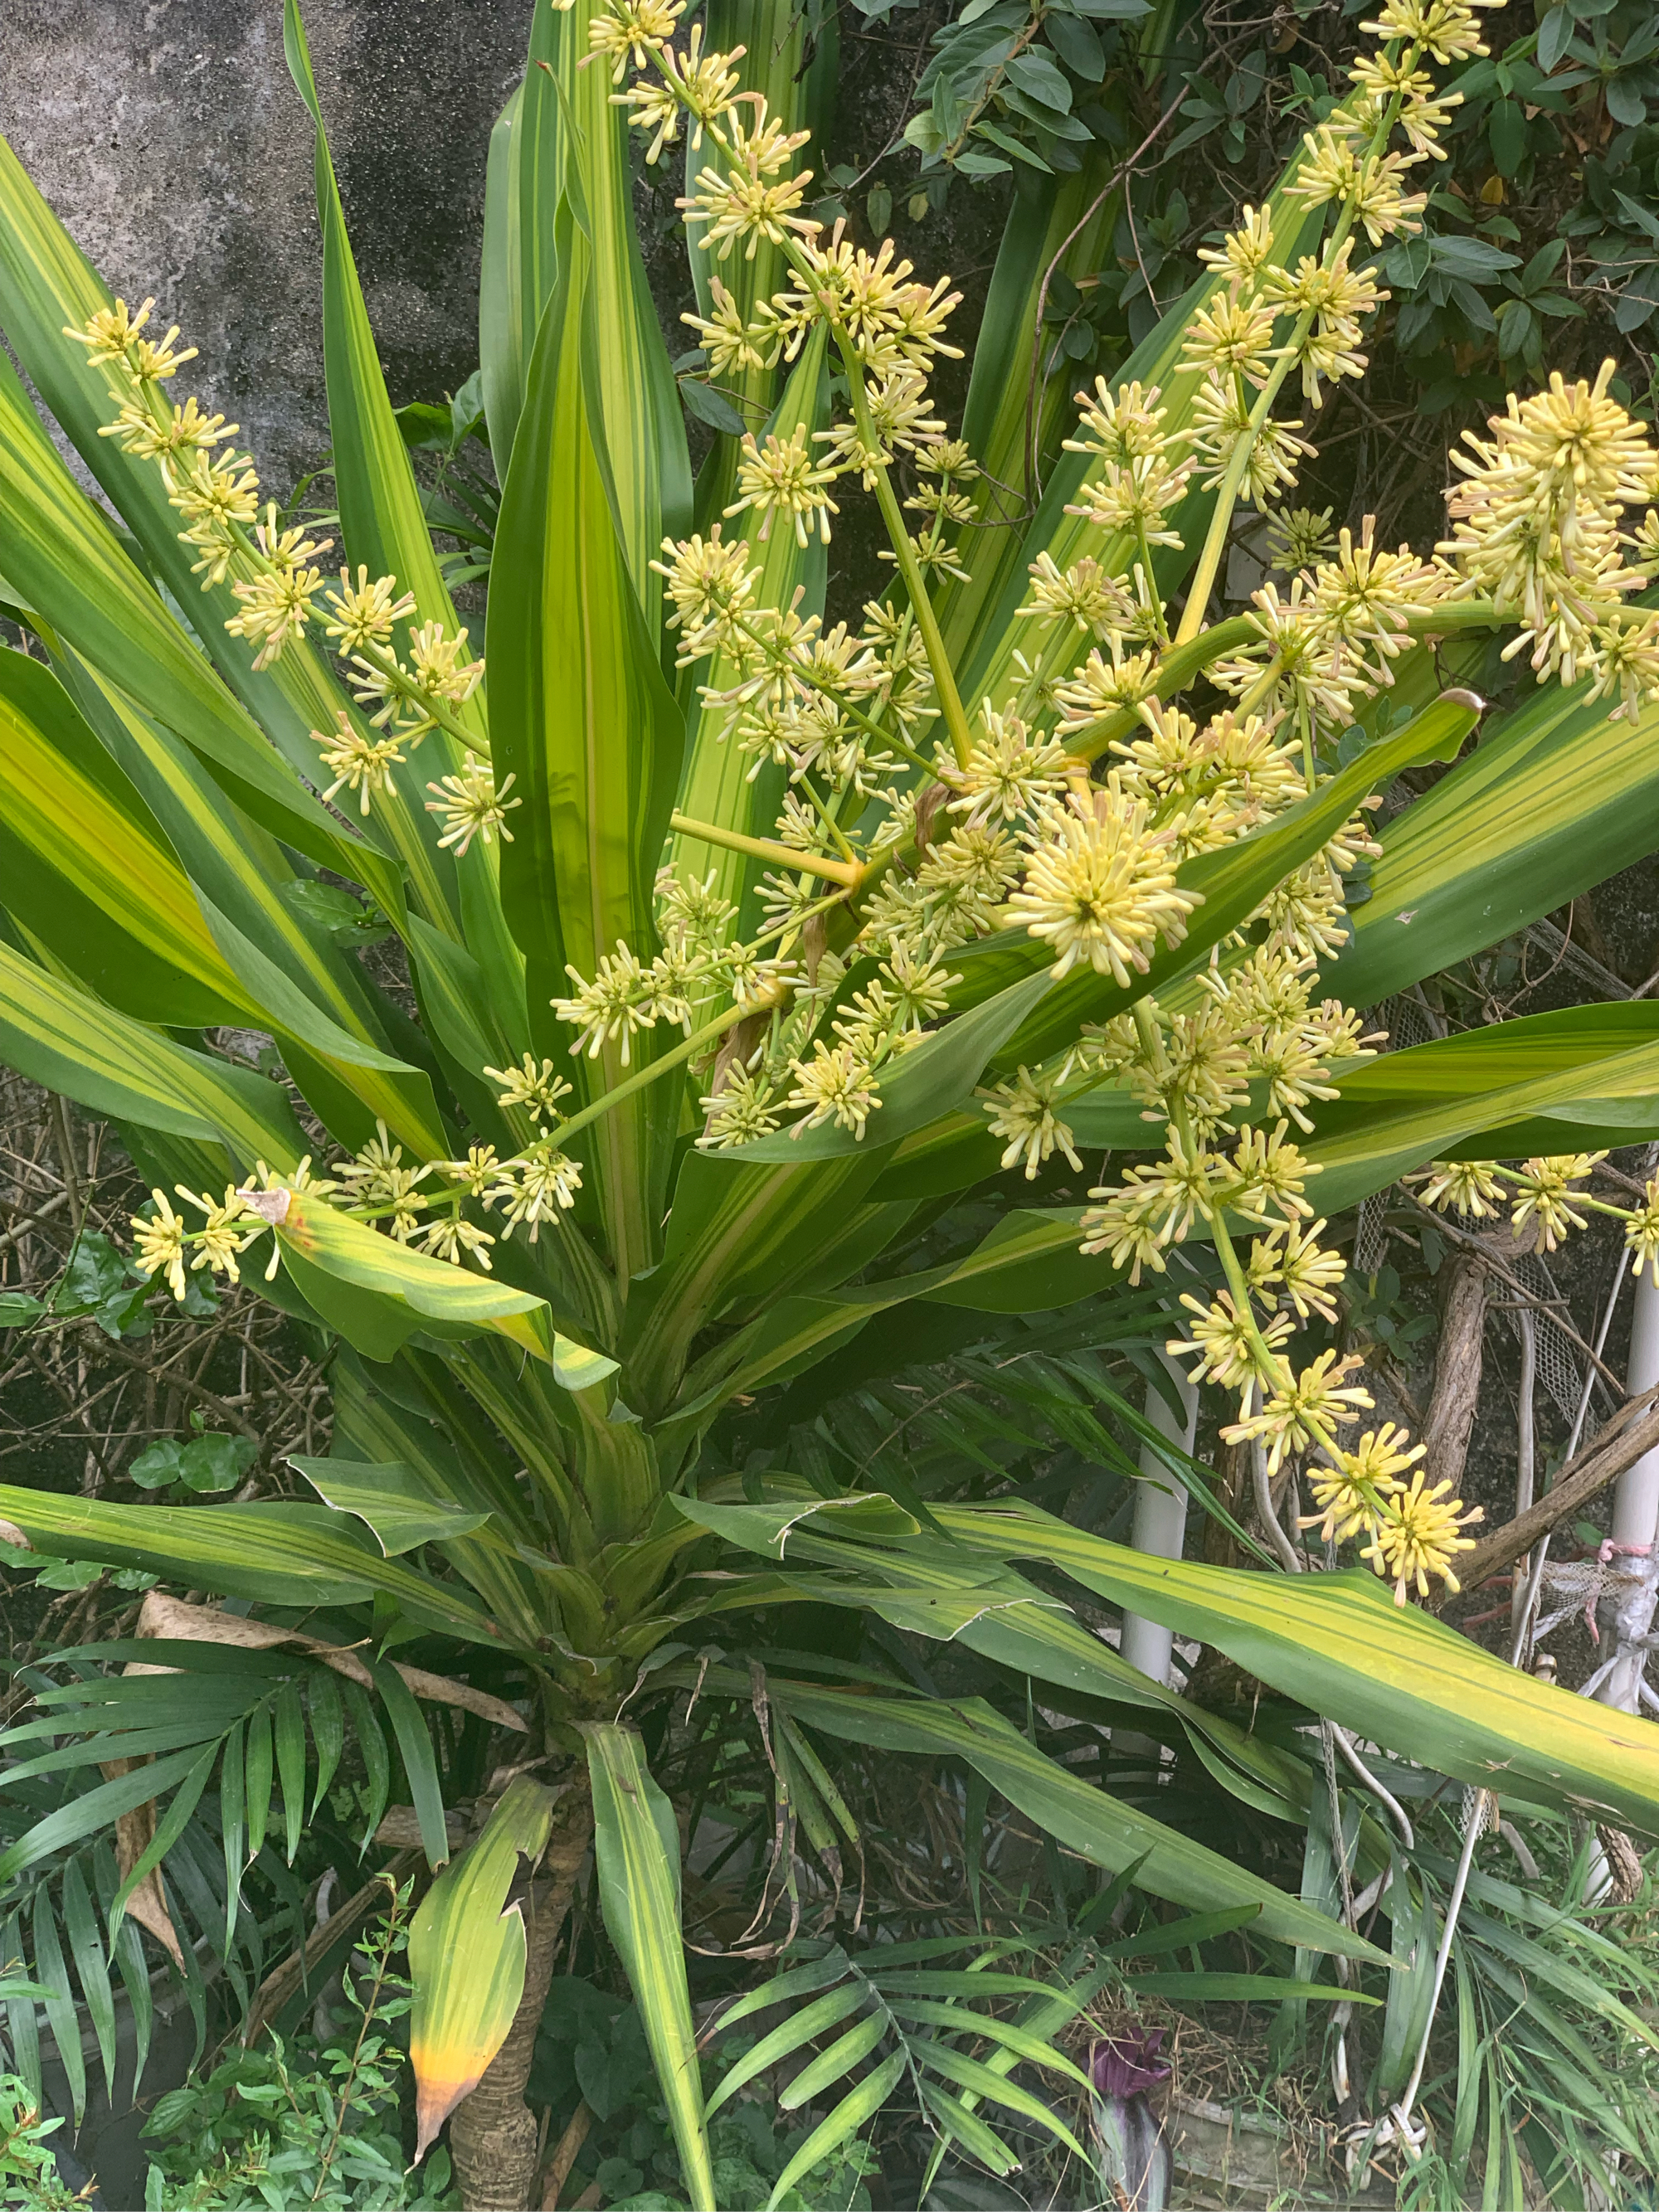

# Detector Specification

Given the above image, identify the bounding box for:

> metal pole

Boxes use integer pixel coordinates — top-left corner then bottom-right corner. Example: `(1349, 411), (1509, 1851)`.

(1121, 1354), (1200, 1686)
(1600, 1262), (1659, 1712)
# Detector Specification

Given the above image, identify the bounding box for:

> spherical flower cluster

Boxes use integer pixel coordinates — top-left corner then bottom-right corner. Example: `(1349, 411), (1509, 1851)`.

(1441, 362), (1659, 714)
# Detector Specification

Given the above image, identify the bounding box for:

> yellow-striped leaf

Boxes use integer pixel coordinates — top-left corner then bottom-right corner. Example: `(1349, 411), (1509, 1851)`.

(956, 157), (1324, 712)
(1328, 671), (1659, 1009)
(935, 158), (1129, 667)
(0, 646), (447, 1153)
(409, 1777), (558, 2158)
(0, 1485), (504, 1645)
(0, 647), (248, 1028)
(56, 644), (449, 1150)
(939, 1501), (1659, 1837)
(0, 137), (427, 915)
(1299, 1004), (1659, 1209)
(680, 1495), (1310, 1815)
(771, 1681), (1380, 1959)
(284, 0), (527, 994)
(0, 937), (303, 1164)
(583, 1724), (714, 2212)
(479, 8), (563, 478)
(268, 1187), (617, 1390)
(283, 0), (468, 664)
(488, 196), (684, 1283)
(483, 0), (690, 604)
(627, 1152), (899, 1430)
(671, 328), (830, 921)
(328, 1352), (546, 1646)
(0, 350), (401, 918)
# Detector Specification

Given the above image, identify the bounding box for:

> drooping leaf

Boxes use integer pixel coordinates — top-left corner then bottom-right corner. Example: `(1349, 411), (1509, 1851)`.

(0, 1489), (505, 1646)
(266, 1185), (616, 1386)
(939, 1501), (1659, 1835)
(287, 1456), (494, 1557)
(771, 1681), (1381, 1957)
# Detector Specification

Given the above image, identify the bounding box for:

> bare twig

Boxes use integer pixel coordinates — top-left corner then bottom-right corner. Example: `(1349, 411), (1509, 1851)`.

(1439, 1386), (1659, 1605)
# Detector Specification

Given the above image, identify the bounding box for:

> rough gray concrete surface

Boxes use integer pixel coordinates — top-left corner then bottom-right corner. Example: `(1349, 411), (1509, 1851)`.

(1, 0), (534, 493)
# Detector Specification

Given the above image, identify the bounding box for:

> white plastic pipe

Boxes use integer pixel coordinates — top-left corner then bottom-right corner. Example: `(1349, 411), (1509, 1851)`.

(1600, 1263), (1659, 1711)
(1120, 1354), (1200, 1686)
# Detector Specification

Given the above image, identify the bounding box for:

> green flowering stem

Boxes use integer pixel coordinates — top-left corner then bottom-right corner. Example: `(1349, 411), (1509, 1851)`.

(1136, 518), (1171, 648)
(1172, 77), (1416, 649)
(831, 328), (975, 772)
(1069, 600), (1506, 766)
(797, 778), (861, 865)
(722, 610), (946, 786)
(101, 353), (482, 762)
(346, 639), (489, 763)
(1173, 334), (1315, 650)
(551, 1003), (747, 1151)
(645, 60), (974, 766)
(668, 811), (862, 888)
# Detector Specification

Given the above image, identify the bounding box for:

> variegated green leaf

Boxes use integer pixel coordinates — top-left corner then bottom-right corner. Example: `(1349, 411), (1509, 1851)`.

(678, 1492), (1309, 1814)
(772, 1681), (1379, 1957)
(0, 645), (448, 1154)
(626, 1145), (901, 1422)
(1327, 672), (1659, 1009)
(0, 343), (401, 916)
(484, 0), (690, 602)
(1299, 1003), (1659, 1208)
(938, 1501), (1659, 1837)
(671, 328), (830, 922)
(283, 0), (467, 662)
(0, 129), (457, 921)
(328, 1351), (545, 1643)
(489, 196), (685, 1282)
(287, 1458), (493, 1557)
(284, 0), (531, 1009)
(956, 160), (1324, 714)
(267, 1186), (617, 1387)
(480, 72), (547, 479)
(0, 1488), (504, 1644)
(936, 159), (1131, 668)
(0, 936), (303, 1164)
(584, 1724), (714, 2212)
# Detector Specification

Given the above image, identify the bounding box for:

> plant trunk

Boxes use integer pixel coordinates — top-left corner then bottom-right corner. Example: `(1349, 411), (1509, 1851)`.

(1423, 1251), (1486, 1490)
(450, 1781), (595, 2212)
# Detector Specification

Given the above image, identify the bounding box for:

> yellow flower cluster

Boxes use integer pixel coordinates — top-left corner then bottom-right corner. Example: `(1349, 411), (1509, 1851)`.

(1414, 1150), (1659, 1275)
(65, 299), (501, 848)
(95, 0), (1656, 1618)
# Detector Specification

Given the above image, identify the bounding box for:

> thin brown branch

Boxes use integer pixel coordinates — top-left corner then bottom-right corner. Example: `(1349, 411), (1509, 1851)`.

(1433, 1386), (1659, 1607)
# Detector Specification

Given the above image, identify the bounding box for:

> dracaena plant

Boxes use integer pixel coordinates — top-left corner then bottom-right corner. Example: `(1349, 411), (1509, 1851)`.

(7, 0), (1659, 2203)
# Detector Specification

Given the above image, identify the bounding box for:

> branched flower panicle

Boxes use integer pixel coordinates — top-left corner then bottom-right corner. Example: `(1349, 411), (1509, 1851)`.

(66, 294), (489, 807)
(94, 0), (1657, 1612)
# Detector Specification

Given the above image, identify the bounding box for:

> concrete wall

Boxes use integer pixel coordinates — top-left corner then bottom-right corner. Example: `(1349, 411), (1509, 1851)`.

(1, 0), (534, 492)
